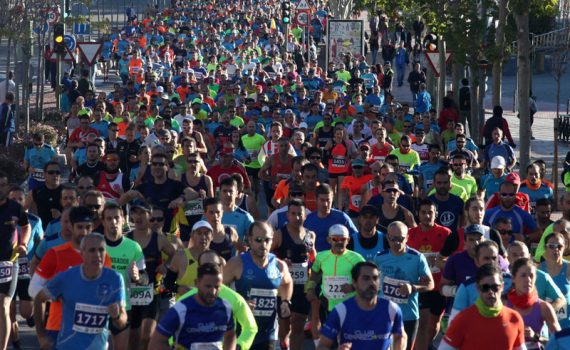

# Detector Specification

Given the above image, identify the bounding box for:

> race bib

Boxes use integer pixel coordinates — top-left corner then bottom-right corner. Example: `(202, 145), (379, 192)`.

(370, 106), (380, 113)
(31, 168), (45, 181)
(382, 276), (409, 304)
(72, 303), (108, 334)
(332, 156), (346, 167)
(351, 195), (362, 209)
(289, 262), (308, 284)
(190, 342), (223, 350)
(422, 252), (440, 274)
(373, 155), (386, 162)
(556, 303), (568, 321)
(323, 276), (350, 300)
(250, 288), (277, 317)
(184, 199), (204, 216)
(129, 284), (154, 306)
(276, 173), (291, 181)
(18, 257), (30, 279)
(0, 261), (13, 284)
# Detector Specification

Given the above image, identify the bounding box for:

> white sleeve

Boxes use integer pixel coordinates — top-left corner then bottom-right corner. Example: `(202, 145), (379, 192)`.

(267, 210), (279, 229)
(28, 274), (49, 299)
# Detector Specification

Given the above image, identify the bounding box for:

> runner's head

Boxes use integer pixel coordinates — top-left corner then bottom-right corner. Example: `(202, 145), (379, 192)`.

(475, 264), (504, 308)
(69, 206), (95, 248)
(433, 167), (452, 197)
(198, 250), (226, 268)
(465, 197), (485, 225)
(195, 262), (223, 306)
(286, 198), (306, 227)
(351, 261), (380, 301)
(418, 199), (436, 227)
(82, 190), (105, 220)
(247, 221), (274, 260)
(80, 232), (106, 271)
(129, 199), (152, 230)
(510, 257), (536, 296)
(464, 224), (485, 257)
(474, 240), (499, 268)
(316, 184), (333, 216)
(149, 206), (165, 233)
(386, 221), (408, 254)
(191, 220), (213, 251)
(545, 232), (566, 263)
(328, 224), (350, 254)
(219, 177), (238, 208)
(102, 202), (125, 239)
(60, 184), (79, 209)
(358, 205), (379, 234)
(301, 163), (318, 190)
(43, 161), (62, 187)
(507, 241), (529, 266)
(381, 180), (401, 204)
(7, 186), (25, 207)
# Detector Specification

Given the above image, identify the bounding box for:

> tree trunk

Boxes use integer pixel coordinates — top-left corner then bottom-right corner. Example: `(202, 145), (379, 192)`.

(4, 37), (12, 92)
(437, 37), (446, 115)
(451, 63), (462, 108)
(515, 10), (531, 173)
(469, 63), (481, 144)
(492, 0), (508, 107)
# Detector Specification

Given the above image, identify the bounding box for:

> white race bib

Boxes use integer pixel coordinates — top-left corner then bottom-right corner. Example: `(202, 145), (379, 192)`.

(323, 276), (350, 300)
(31, 168), (45, 181)
(422, 252), (440, 274)
(190, 342), (223, 350)
(0, 261), (13, 283)
(382, 276), (409, 304)
(557, 303), (568, 321)
(250, 288), (277, 317)
(289, 263), (308, 284)
(184, 199), (204, 216)
(72, 303), (108, 334)
(129, 284), (154, 306)
(351, 195), (362, 209)
(18, 257), (30, 279)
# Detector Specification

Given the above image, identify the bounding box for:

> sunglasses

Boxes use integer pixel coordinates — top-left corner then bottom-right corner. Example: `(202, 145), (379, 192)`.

(547, 243), (564, 250)
(78, 185), (94, 190)
(330, 236), (348, 242)
(499, 229), (513, 236)
(150, 217), (165, 223)
(46, 170), (61, 175)
(151, 162), (166, 167)
(87, 204), (102, 210)
(310, 156), (321, 160)
(500, 193), (516, 197)
(479, 283), (501, 293)
(252, 236), (271, 244)
(388, 236), (406, 243)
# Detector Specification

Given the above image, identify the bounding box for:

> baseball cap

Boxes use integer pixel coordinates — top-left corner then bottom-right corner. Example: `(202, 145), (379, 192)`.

(464, 224), (485, 237)
(69, 206), (94, 224)
(490, 156), (506, 169)
(192, 220), (213, 232)
(351, 159), (365, 167)
(161, 93), (169, 100)
(506, 172), (521, 185)
(157, 86), (164, 93)
(299, 122), (308, 129)
(130, 199), (151, 212)
(359, 142), (371, 150)
(261, 106), (270, 112)
(328, 224), (350, 237)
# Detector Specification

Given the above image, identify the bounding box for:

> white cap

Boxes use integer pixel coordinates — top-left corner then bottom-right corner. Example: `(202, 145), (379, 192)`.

(192, 220), (213, 232)
(157, 86), (164, 93)
(328, 224), (349, 237)
(491, 156), (506, 169)
(299, 122), (308, 129)
(262, 106), (270, 112)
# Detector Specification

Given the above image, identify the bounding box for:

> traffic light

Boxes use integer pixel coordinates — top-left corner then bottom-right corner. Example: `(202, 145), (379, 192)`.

(423, 33), (438, 52)
(53, 23), (65, 54)
(281, 1), (291, 25)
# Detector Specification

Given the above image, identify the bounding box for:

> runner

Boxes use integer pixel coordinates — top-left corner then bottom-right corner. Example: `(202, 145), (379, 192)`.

(34, 233), (127, 350)
(318, 261), (406, 350)
(272, 199), (316, 350)
(347, 204), (385, 261)
(224, 221), (293, 350)
(204, 197), (240, 261)
(375, 221), (434, 350)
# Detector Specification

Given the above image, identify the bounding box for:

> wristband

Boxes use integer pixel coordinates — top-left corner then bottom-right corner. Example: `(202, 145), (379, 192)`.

(441, 285), (457, 297)
(304, 280), (316, 293)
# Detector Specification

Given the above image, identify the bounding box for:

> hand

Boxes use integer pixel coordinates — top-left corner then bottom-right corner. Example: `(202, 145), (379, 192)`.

(130, 261), (140, 283)
(108, 303), (121, 319)
(247, 299), (256, 310)
(199, 189), (207, 199)
(338, 343), (353, 350)
(129, 154), (138, 162)
(168, 197), (184, 209)
(399, 283), (412, 297)
(50, 208), (62, 220)
(524, 326), (534, 340)
(38, 333), (53, 350)
(17, 245), (27, 256)
(280, 300), (291, 318)
(340, 283), (353, 294)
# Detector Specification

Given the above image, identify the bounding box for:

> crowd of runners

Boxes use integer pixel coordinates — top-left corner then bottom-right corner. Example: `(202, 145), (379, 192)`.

(0, 0), (569, 349)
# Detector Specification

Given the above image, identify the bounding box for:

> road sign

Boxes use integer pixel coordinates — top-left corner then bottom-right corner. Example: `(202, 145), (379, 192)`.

(296, 12), (309, 26)
(296, 0), (311, 11)
(73, 23), (90, 35)
(47, 8), (60, 25)
(34, 21), (49, 34)
(425, 51), (452, 77)
(77, 42), (102, 65)
(64, 34), (76, 51)
(49, 46), (74, 62)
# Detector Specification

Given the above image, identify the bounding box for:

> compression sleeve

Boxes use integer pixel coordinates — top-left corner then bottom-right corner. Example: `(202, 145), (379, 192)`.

(28, 274), (48, 299)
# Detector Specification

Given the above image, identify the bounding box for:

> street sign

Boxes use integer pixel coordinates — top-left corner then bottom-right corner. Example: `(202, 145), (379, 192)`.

(77, 42), (102, 65)
(47, 8), (60, 25)
(425, 51), (452, 77)
(34, 21), (49, 34)
(296, 12), (309, 26)
(64, 34), (76, 51)
(73, 23), (90, 35)
(49, 46), (74, 62)
(296, 0), (311, 11)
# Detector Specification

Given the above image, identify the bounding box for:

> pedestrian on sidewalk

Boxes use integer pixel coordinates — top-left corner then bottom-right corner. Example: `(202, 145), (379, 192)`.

(408, 63), (426, 106)
(0, 92), (15, 147)
(395, 42), (408, 87)
(482, 105), (514, 147)
(459, 79), (471, 128)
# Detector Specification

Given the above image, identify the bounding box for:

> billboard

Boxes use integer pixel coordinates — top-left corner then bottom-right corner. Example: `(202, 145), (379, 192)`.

(326, 20), (364, 69)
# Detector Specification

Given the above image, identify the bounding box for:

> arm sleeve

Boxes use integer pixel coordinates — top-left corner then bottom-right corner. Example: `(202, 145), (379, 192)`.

(28, 274), (48, 299)
(232, 291), (258, 349)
